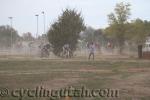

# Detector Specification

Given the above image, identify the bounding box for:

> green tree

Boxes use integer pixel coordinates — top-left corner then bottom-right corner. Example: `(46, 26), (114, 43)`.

(47, 8), (85, 56)
(127, 19), (150, 45)
(106, 2), (131, 54)
(0, 25), (20, 48)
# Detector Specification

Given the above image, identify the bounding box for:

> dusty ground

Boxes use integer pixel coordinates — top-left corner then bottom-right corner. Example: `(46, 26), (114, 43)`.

(0, 54), (150, 100)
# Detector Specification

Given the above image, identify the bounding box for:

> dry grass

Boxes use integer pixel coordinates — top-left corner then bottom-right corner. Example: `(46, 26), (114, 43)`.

(0, 55), (150, 100)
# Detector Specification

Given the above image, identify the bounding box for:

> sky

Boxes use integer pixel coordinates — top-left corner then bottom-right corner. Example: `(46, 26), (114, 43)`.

(0, 0), (150, 36)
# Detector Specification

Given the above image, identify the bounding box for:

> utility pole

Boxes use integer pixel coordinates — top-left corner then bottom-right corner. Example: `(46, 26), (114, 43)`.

(35, 14), (39, 38)
(42, 11), (45, 35)
(8, 17), (13, 52)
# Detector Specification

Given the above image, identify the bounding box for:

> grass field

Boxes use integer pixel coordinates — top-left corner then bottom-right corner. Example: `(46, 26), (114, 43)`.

(0, 55), (150, 100)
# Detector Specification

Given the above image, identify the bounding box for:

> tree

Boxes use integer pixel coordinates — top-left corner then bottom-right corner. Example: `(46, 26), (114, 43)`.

(47, 8), (85, 56)
(22, 32), (34, 41)
(80, 27), (106, 46)
(94, 29), (106, 45)
(80, 27), (95, 42)
(126, 19), (150, 45)
(0, 25), (20, 48)
(106, 2), (131, 54)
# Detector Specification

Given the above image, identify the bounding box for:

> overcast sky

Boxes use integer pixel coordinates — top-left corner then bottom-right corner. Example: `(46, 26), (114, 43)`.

(0, 0), (150, 36)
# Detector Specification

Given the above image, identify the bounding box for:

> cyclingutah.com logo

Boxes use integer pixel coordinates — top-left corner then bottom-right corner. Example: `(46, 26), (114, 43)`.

(0, 86), (119, 100)
(0, 87), (9, 97)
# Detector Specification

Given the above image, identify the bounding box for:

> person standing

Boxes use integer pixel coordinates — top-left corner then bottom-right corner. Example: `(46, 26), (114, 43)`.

(62, 43), (71, 58)
(88, 42), (95, 60)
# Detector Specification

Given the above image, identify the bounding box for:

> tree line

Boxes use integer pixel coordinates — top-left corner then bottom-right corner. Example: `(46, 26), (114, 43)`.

(0, 2), (150, 56)
(105, 2), (150, 54)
